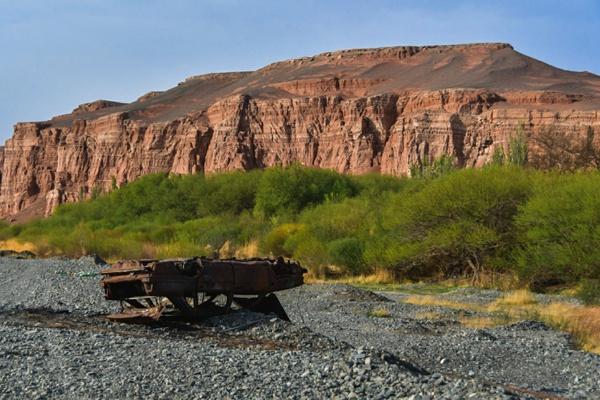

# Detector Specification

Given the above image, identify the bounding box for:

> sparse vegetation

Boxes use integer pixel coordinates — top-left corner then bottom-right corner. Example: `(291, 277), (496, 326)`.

(507, 125), (529, 167)
(489, 289), (538, 308)
(401, 290), (600, 354)
(458, 315), (505, 329)
(415, 311), (444, 320)
(403, 295), (479, 311)
(409, 154), (456, 179)
(368, 307), (392, 318)
(529, 126), (600, 171)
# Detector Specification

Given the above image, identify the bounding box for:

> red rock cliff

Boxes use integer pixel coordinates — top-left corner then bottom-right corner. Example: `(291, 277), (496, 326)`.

(3, 43), (600, 220)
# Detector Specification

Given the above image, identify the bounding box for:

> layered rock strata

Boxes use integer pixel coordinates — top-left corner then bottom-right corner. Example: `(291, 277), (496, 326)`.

(2, 43), (600, 220)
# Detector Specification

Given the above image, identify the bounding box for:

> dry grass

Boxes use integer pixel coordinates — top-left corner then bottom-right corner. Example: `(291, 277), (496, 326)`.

(304, 271), (326, 283)
(497, 301), (600, 354)
(235, 240), (259, 258)
(415, 311), (444, 320)
(134, 240), (261, 261)
(403, 295), (482, 312)
(402, 290), (600, 354)
(141, 243), (158, 259)
(443, 271), (522, 291)
(458, 316), (505, 329)
(490, 289), (538, 308)
(543, 303), (600, 353)
(344, 269), (398, 285)
(368, 307), (392, 318)
(152, 242), (202, 259)
(218, 241), (233, 258)
(306, 269), (398, 285)
(0, 239), (38, 253)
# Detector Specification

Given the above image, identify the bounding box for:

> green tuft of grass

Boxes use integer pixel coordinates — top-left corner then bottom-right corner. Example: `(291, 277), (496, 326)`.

(368, 307), (392, 318)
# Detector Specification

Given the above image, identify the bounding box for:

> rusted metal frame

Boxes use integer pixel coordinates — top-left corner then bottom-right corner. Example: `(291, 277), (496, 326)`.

(101, 257), (306, 323)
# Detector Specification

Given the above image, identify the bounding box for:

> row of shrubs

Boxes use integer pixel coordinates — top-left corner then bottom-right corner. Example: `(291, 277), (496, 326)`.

(1, 164), (599, 302)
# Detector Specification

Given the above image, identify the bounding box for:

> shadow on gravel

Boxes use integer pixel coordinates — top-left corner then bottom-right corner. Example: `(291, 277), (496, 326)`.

(0, 308), (297, 351)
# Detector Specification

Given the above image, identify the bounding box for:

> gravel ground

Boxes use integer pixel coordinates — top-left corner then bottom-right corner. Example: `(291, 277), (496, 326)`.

(278, 285), (600, 400)
(0, 257), (598, 399)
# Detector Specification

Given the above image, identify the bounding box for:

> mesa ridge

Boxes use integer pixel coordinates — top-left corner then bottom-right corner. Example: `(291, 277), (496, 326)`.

(2, 42), (600, 221)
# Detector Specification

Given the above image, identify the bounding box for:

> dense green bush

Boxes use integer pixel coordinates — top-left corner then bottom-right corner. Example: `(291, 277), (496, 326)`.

(514, 172), (600, 286)
(254, 164), (357, 218)
(368, 166), (533, 280)
(327, 237), (364, 274)
(578, 279), (600, 305)
(195, 171), (261, 217)
(261, 223), (301, 257)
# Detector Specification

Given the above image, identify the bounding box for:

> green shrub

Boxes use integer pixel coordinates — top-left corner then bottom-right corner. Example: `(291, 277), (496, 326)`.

(297, 198), (372, 242)
(254, 164), (357, 218)
(352, 173), (408, 196)
(327, 237), (364, 274)
(0, 222), (21, 241)
(283, 227), (328, 276)
(508, 125), (528, 166)
(410, 154), (456, 179)
(196, 170), (261, 216)
(578, 279), (600, 305)
(370, 166), (532, 279)
(490, 146), (506, 166)
(261, 223), (302, 257)
(514, 172), (600, 286)
(175, 216), (242, 250)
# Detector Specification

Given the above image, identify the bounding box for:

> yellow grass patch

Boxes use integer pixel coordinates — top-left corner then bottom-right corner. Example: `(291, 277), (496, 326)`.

(141, 243), (158, 259)
(402, 290), (600, 354)
(235, 240), (259, 258)
(306, 269), (399, 285)
(415, 311), (443, 320)
(523, 302), (600, 354)
(218, 241), (233, 258)
(304, 271), (326, 283)
(0, 239), (38, 253)
(442, 271), (522, 291)
(403, 295), (482, 312)
(490, 289), (538, 308)
(368, 307), (392, 318)
(344, 269), (397, 285)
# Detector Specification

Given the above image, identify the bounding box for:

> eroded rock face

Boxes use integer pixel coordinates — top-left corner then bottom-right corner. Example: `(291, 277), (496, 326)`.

(2, 43), (600, 220)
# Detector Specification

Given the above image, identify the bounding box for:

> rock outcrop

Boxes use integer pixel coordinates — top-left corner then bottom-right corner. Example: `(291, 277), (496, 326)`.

(2, 43), (600, 221)
(72, 100), (126, 114)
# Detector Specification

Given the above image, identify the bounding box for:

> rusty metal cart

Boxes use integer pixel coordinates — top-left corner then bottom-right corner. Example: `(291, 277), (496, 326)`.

(100, 257), (306, 323)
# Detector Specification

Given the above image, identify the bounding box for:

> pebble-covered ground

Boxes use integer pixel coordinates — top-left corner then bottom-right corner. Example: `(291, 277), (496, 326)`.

(0, 257), (598, 399)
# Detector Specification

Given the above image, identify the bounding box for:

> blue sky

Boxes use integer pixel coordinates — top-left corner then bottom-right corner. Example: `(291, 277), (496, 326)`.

(1, 0), (599, 142)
